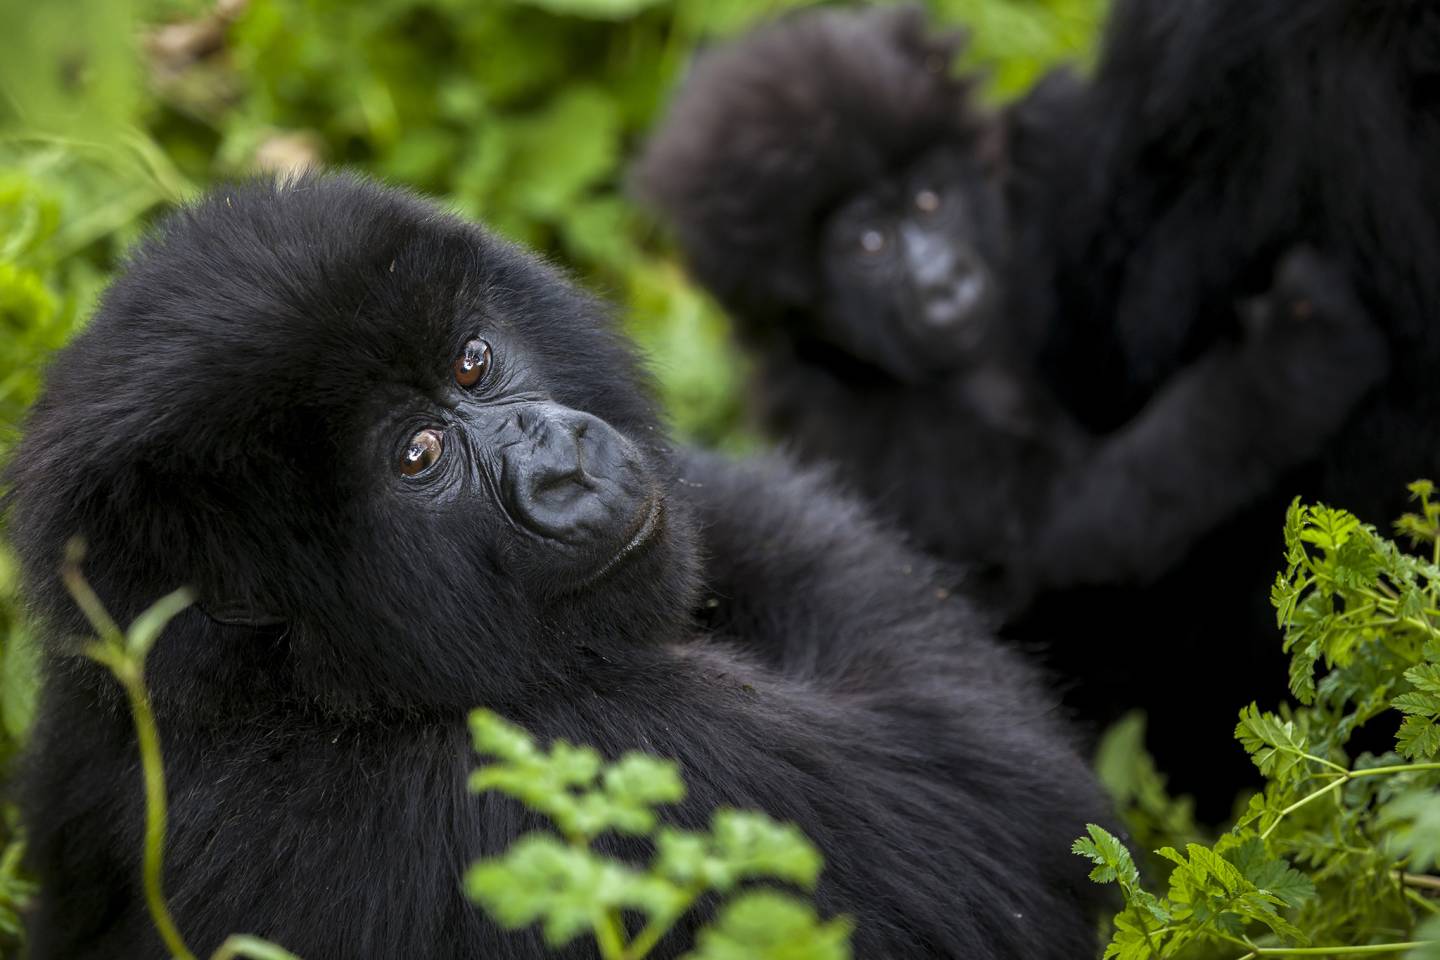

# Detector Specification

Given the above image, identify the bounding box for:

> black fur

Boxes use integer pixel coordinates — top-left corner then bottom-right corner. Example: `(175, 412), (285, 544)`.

(633, 5), (1394, 815)
(1012, 0), (1440, 814)
(7, 174), (1109, 959)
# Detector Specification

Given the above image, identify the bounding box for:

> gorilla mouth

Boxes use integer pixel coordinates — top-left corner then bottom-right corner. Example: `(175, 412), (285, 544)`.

(578, 494), (665, 589)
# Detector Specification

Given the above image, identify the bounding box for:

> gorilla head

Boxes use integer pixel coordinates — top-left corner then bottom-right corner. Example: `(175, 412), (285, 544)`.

(635, 5), (1010, 381)
(8, 174), (700, 714)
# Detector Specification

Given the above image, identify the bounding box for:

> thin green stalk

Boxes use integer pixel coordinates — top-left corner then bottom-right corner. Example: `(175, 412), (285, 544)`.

(1261, 778), (1345, 840)
(1262, 764), (1440, 839)
(1406, 889), (1440, 916)
(211, 934), (304, 960)
(1405, 873), (1440, 893)
(112, 658), (195, 960)
(1244, 943), (1431, 955)
(1351, 763), (1440, 779)
(625, 895), (698, 960)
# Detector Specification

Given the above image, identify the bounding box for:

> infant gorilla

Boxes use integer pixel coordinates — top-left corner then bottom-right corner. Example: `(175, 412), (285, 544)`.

(7, 175), (1108, 959)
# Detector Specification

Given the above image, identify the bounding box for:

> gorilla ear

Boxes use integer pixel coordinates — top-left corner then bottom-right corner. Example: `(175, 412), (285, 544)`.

(199, 601), (287, 628)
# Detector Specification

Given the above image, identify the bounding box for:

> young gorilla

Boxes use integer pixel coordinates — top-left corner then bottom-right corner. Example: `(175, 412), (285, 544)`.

(7, 175), (1109, 959)
(632, 6), (1389, 814)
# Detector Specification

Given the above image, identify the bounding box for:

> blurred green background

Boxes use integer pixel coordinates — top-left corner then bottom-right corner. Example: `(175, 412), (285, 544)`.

(0, 0), (1105, 947)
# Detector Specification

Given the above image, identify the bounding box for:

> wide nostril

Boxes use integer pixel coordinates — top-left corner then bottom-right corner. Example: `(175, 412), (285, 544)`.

(528, 436), (592, 499)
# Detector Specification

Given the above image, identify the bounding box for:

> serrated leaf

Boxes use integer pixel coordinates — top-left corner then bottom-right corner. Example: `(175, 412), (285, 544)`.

(1397, 715), (1440, 760)
(1223, 837), (1315, 907)
(1235, 705), (1311, 781)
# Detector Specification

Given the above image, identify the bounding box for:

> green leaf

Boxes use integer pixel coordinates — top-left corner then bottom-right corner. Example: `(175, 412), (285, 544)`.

(124, 587), (194, 659)
(1073, 823), (1141, 888)
(1378, 787), (1440, 873)
(1235, 704), (1312, 782)
(509, 86), (621, 220)
(1407, 916), (1440, 959)
(681, 892), (852, 960)
(1222, 836), (1315, 907)
(1398, 716), (1440, 761)
(469, 709), (542, 764)
(465, 833), (684, 947)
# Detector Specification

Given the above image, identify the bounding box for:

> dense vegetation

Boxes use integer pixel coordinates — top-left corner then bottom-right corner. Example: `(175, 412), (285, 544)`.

(16, 3), (1438, 958)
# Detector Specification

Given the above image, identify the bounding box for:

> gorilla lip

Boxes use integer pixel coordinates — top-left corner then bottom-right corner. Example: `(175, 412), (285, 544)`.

(580, 494), (664, 588)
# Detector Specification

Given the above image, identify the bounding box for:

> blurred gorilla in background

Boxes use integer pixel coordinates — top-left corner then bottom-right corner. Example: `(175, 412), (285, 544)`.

(6, 174), (1109, 959)
(634, 5), (1391, 815)
(1017, 0), (1440, 815)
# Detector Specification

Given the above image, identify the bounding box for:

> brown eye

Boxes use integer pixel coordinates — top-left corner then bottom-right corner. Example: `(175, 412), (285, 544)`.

(400, 428), (443, 477)
(860, 228), (886, 254)
(453, 338), (492, 388)
(914, 189), (940, 214)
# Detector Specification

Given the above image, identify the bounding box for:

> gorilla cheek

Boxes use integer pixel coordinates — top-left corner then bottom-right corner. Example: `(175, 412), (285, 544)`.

(491, 402), (662, 589)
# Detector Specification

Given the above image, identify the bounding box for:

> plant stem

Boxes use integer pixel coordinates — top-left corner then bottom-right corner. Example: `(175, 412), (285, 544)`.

(626, 899), (697, 960)
(1405, 873), (1440, 893)
(594, 908), (627, 960)
(1261, 778), (1345, 840)
(211, 935), (303, 960)
(1407, 889), (1440, 916)
(1351, 763), (1440, 779)
(1262, 764), (1440, 839)
(119, 665), (196, 960)
(1245, 944), (1431, 955)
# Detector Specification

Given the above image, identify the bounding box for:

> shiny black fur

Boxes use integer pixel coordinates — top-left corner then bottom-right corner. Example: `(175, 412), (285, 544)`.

(6, 174), (1109, 958)
(633, 4), (1395, 815)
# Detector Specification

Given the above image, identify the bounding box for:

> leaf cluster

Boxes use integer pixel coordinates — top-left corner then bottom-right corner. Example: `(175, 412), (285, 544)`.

(1079, 483), (1440, 958)
(465, 709), (850, 960)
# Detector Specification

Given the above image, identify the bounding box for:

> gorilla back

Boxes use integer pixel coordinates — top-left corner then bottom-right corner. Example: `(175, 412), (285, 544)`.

(6, 174), (1108, 959)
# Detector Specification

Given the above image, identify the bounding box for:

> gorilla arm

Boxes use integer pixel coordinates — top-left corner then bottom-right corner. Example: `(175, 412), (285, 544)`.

(1020, 250), (1389, 596)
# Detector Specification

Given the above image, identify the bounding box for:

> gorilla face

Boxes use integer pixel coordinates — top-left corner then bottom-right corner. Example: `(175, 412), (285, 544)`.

(8, 173), (700, 712)
(819, 146), (1009, 380)
(379, 330), (664, 596)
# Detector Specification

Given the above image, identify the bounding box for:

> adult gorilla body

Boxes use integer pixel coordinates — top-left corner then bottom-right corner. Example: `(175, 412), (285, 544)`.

(7, 176), (1107, 958)
(1012, 0), (1440, 794)
(634, 6), (1392, 815)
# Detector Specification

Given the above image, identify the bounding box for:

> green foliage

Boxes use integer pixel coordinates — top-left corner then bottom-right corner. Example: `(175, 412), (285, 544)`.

(1079, 485), (1440, 959)
(1095, 711), (1206, 869)
(937, 0), (1104, 98)
(466, 709), (849, 960)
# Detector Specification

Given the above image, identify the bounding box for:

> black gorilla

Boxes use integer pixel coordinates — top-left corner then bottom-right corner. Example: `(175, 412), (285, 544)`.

(633, 5), (1391, 813)
(1012, 0), (1440, 811)
(6, 174), (1109, 959)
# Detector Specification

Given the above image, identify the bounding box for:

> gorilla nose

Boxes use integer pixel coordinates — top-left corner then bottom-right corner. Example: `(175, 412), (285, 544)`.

(504, 404), (647, 544)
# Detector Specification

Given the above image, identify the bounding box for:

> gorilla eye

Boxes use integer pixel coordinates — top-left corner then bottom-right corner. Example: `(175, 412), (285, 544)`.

(400, 428), (444, 477)
(859, 229), (886, 254)
(453, 338), (492, 388)
(914, 189), (941, 214)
